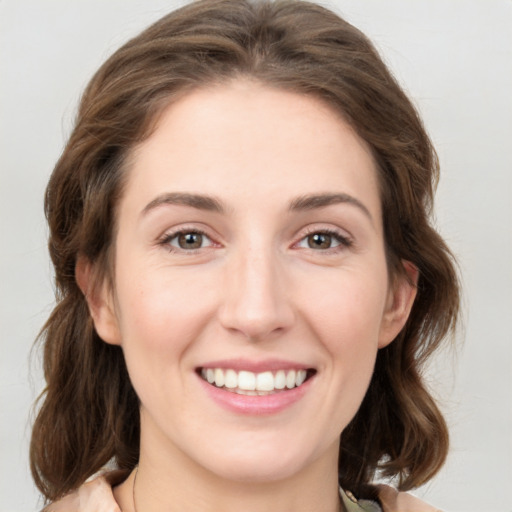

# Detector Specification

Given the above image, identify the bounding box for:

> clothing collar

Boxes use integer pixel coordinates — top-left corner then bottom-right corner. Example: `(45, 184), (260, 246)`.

(339, 488), (382, 512)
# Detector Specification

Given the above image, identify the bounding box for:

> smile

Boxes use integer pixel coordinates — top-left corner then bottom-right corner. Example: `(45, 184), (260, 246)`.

(199, 368), (314, 395)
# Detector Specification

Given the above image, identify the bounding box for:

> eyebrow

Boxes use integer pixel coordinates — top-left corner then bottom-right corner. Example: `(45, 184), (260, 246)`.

(142, 192), (225, 215)
(141, 191), (372, 222)
(288, 193), (373, 221)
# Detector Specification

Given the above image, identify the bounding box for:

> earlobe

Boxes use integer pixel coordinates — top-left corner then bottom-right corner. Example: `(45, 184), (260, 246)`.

(75, 256), (122, 346)
(378, 260), (418, 348)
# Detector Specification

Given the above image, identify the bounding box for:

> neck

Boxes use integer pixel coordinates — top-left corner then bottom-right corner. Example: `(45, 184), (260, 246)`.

(114, 437), (342, 512)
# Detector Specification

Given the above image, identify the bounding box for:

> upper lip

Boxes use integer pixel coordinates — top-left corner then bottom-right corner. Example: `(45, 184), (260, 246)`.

(197, 358), (314, 373)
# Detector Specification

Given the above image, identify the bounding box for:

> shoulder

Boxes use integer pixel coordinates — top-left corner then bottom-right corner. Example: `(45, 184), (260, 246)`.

(341, 486), (442, 512)
(47, 476), (441, 512)
(377, 484), (443, 512)
(42, 472), (125, 512)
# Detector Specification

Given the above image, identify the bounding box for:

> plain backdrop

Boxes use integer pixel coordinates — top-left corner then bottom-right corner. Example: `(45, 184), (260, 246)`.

(1, 1), (511, 511)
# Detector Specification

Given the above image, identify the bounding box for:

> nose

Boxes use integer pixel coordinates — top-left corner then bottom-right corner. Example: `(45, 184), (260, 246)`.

(218, 247), (295, 341)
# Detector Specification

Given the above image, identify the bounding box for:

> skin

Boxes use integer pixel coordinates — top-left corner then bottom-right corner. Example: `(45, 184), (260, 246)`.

(78, 79), (417, 512)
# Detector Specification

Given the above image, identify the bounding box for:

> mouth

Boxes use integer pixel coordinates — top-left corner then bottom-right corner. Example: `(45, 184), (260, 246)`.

(198, 367), (317, 396)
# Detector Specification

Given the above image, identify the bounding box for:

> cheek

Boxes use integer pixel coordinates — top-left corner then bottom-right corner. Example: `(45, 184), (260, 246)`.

(297, 266), (388, 395)
(113, 266), (219, 389)
(112, 272), (219, 426)
(302, 268), (388, 346)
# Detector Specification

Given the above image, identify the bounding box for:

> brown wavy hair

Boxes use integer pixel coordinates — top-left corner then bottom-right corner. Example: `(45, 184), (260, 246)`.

(30, 0), (460, 503)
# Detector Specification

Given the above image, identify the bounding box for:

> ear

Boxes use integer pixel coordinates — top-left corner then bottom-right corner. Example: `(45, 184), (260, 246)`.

(378, 260), (418, 349)
(75, 256), (122, 346)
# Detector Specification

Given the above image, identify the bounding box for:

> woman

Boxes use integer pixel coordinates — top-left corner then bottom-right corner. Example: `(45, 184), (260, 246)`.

(32, 0), (459, 510)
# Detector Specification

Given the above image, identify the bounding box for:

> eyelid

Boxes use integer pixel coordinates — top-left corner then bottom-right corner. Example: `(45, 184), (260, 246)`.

(292, 225), (353, 251)
(157, 224), (221, 253)
(156, 223), (353, 254)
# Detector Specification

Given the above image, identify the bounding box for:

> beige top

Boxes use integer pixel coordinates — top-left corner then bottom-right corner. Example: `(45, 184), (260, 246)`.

(341, 485), (443, 512)
(340, 488), (382, 512)
(44, 475), (442, 512)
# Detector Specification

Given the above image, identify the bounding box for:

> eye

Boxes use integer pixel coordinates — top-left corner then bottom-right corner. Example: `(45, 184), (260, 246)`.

(296, 230), (351, 251)
(305, 232), (337, 249)
(162, 230), (214, 251)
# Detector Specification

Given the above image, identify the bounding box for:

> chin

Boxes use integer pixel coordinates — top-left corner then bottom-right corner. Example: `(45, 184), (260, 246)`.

(194, 439), (323, 484)
(209, 458), (306, 484)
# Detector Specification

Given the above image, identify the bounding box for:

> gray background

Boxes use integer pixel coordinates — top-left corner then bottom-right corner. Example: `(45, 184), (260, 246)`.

(1, 1), (511, 511)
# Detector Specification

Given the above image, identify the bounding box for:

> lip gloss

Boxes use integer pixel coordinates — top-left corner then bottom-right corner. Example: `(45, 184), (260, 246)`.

(197, 373), (313, 415)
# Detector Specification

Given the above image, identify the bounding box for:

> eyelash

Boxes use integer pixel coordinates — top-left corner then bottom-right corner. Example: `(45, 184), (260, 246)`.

(158, 227), (215, 254)
(158, 227), (353, 254)
(294, 227), (353, 253)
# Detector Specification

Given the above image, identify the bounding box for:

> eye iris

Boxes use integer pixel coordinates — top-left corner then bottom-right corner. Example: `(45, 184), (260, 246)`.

(308, 233), (331, 249)
(178, 232), (203, 249)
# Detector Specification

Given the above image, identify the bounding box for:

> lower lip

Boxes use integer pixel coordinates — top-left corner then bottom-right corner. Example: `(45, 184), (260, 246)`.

(197, 374), (313, 415)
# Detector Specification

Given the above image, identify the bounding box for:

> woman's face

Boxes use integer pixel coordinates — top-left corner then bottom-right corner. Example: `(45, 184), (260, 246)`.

(88, 80), (415, 483)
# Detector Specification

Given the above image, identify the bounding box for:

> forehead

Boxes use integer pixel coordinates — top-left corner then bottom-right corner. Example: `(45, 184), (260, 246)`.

(123, 80), (381, 219)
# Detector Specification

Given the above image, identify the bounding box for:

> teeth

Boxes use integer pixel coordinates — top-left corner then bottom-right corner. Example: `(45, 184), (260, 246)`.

(275, 370), (286, 390)
(200, 368), (310, 392)
(224, 369), (238, 389)
(296, 369), (307, 386)
(238, 370), (256, 390)
(256, 371), (274, 391)
(285, 370), (296, 389)
(237, 389), (258, 396)
(214, 368), (225, 387)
